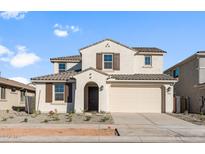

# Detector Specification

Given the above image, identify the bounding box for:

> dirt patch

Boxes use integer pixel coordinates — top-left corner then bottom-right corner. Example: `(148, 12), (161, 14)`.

(0, 128), (116, 137)
(168, 113), (205, 125)
(0, 110), (113, 124)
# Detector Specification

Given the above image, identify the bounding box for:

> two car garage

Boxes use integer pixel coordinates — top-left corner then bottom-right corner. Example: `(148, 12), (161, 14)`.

(109, 85), (164, 113)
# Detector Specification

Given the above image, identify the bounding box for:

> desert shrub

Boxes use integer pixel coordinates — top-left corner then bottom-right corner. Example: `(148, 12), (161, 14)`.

(1, 117), (7, 121)
(6, 110), (9, 113)
(9, 116), (14, 119)
(83, 115), (91, 121)
(42, 119), (48, 123)
(48, 110), (55, 117)
(67, 117), (72, 122)
(99, 115), (110, 122)
(22, 118), (28, 123)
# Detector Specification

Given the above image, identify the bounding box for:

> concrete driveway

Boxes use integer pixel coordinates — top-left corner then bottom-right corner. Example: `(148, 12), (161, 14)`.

(111, 113), (205, 142)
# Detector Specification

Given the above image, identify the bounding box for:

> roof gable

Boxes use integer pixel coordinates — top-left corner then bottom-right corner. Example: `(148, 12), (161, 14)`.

(79, 38), (135, 52)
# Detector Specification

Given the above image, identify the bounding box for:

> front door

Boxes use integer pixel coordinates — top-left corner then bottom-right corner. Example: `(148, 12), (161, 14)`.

(88, 87), (99, 111)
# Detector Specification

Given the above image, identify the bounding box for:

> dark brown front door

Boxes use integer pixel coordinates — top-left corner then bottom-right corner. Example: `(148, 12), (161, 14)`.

(88, 87), (98, 111)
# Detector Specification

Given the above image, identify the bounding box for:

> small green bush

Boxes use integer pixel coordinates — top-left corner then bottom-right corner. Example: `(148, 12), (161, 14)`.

(42, 119), (48, 123)
(1, 117), (7, 121)
(22, 118), (28, 123)
(99, 116), (110, 122)
(6, 110), (9, 113)
(83, 115), (91, 121)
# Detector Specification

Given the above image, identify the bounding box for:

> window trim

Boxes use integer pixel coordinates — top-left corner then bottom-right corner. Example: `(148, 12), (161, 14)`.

(54, 84), (64, 101)
(144, 55), (152, 66)
(58, 63), (66, 73)
(103, 54), (113, 70)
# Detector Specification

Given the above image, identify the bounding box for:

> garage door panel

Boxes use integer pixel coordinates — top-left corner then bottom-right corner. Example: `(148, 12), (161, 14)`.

(109, 87), (161, 113)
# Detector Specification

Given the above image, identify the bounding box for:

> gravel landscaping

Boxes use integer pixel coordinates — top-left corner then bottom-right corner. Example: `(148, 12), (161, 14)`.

(168, 113), (205, 125)
(0, 110), (113, 124)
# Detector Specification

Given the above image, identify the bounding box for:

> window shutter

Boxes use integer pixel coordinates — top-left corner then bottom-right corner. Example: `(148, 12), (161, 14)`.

(64, 83), (72, 103)
(113, 53), (120, 70)
(45, 83), (52, 103)
(64, 84), (69, 103)
(96, 53), (102, 70)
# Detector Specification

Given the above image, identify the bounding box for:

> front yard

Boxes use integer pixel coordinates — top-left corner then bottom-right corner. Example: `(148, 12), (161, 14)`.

(0, 110), (113, 124)
(168, 113), (205, 125)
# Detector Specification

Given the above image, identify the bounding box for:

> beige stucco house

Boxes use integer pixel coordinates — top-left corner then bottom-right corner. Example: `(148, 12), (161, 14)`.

(164, 51), (205, 113)
(31, 39), (176, 113)
(0, 77), (35, 110)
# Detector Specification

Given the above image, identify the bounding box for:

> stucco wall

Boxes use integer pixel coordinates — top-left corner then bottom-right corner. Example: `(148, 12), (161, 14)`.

(35, 82), (75, 113)
(74, 69), (108, 113)
(165, 57), (201, 113)
(0, 87), (35, 110)
(80, 40), (163, 74)
(134, 54), (163, 74)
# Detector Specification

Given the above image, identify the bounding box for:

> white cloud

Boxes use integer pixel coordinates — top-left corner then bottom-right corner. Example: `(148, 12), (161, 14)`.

(10, 45), (40, 68)
(9, 77), (30, 84)
(0, 45), (13, 56)
(53, 24), (80, 38)
(54, 29), (68, 37)
(0, 11), (27, 20)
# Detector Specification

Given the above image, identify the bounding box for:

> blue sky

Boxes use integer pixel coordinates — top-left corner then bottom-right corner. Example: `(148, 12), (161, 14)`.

(0, 11), (205, 83)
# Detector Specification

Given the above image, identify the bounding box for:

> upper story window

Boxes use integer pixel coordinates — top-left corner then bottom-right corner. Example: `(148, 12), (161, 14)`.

(0, 87), (6, 99)
(173, 68), (180, 78)
(144, 56), (152, 66)
(104, 54), (113, 69)
(55, 84), (64, 101)
(58, 63), (66, 73)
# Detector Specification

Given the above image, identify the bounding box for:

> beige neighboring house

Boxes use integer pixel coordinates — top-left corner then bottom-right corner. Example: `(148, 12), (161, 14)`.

(0, 77), (35, 110)
(31, 38), (176, 113)
(164, 51), (205, 113)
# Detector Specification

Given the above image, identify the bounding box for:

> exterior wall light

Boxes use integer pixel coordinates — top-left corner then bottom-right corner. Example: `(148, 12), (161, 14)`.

(100, 85), (104, 91)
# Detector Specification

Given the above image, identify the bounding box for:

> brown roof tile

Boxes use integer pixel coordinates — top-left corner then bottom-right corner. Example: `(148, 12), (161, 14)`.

(110, 74), (176, 81)
(50, 55), (81, 63)
(0, 77), (35, 91)
(132, 47), (166, 53)
(31, 71), (77, 81)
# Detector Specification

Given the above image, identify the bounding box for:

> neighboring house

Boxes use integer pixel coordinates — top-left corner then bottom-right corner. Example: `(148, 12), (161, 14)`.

(31, 39), (176, 113)
(0, 77), (35, 110)
(164, 51), (205, 113)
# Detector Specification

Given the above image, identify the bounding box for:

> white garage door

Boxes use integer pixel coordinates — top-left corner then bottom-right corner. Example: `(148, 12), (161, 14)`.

(109, 86), (162, 113)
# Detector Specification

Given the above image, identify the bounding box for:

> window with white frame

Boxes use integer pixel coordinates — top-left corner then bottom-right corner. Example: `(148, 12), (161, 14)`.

(0, 87), (6, 99)
(55, 84), (64, 101)
(144, 56), (152, 66)
(58, 63), (66, 73)
(104, 54), (113, 69)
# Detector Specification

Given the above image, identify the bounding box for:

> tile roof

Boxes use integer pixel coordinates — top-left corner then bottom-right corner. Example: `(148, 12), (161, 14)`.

(132, 47), (166, 53)
(110, 74), (176, 81)
(31, 71), (77, 81)
(0, 77), (35, 91)
(50, 55), (81, 63)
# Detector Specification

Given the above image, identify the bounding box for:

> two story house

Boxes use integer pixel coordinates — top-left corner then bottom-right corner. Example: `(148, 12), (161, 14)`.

(31, 39), (176, 113)
(164, 51), (205, 113)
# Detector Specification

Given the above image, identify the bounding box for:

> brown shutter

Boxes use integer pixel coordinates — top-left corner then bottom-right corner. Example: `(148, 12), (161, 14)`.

(64, 84), (69, 103)
(45, 83), (52, 103)
(96, 53), (102, 70)
(113, 53), (120, 70)
(64, 83), (72, 103)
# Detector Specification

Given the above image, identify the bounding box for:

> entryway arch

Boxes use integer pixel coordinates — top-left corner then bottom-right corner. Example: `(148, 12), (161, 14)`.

(84, 82), (99, 112)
